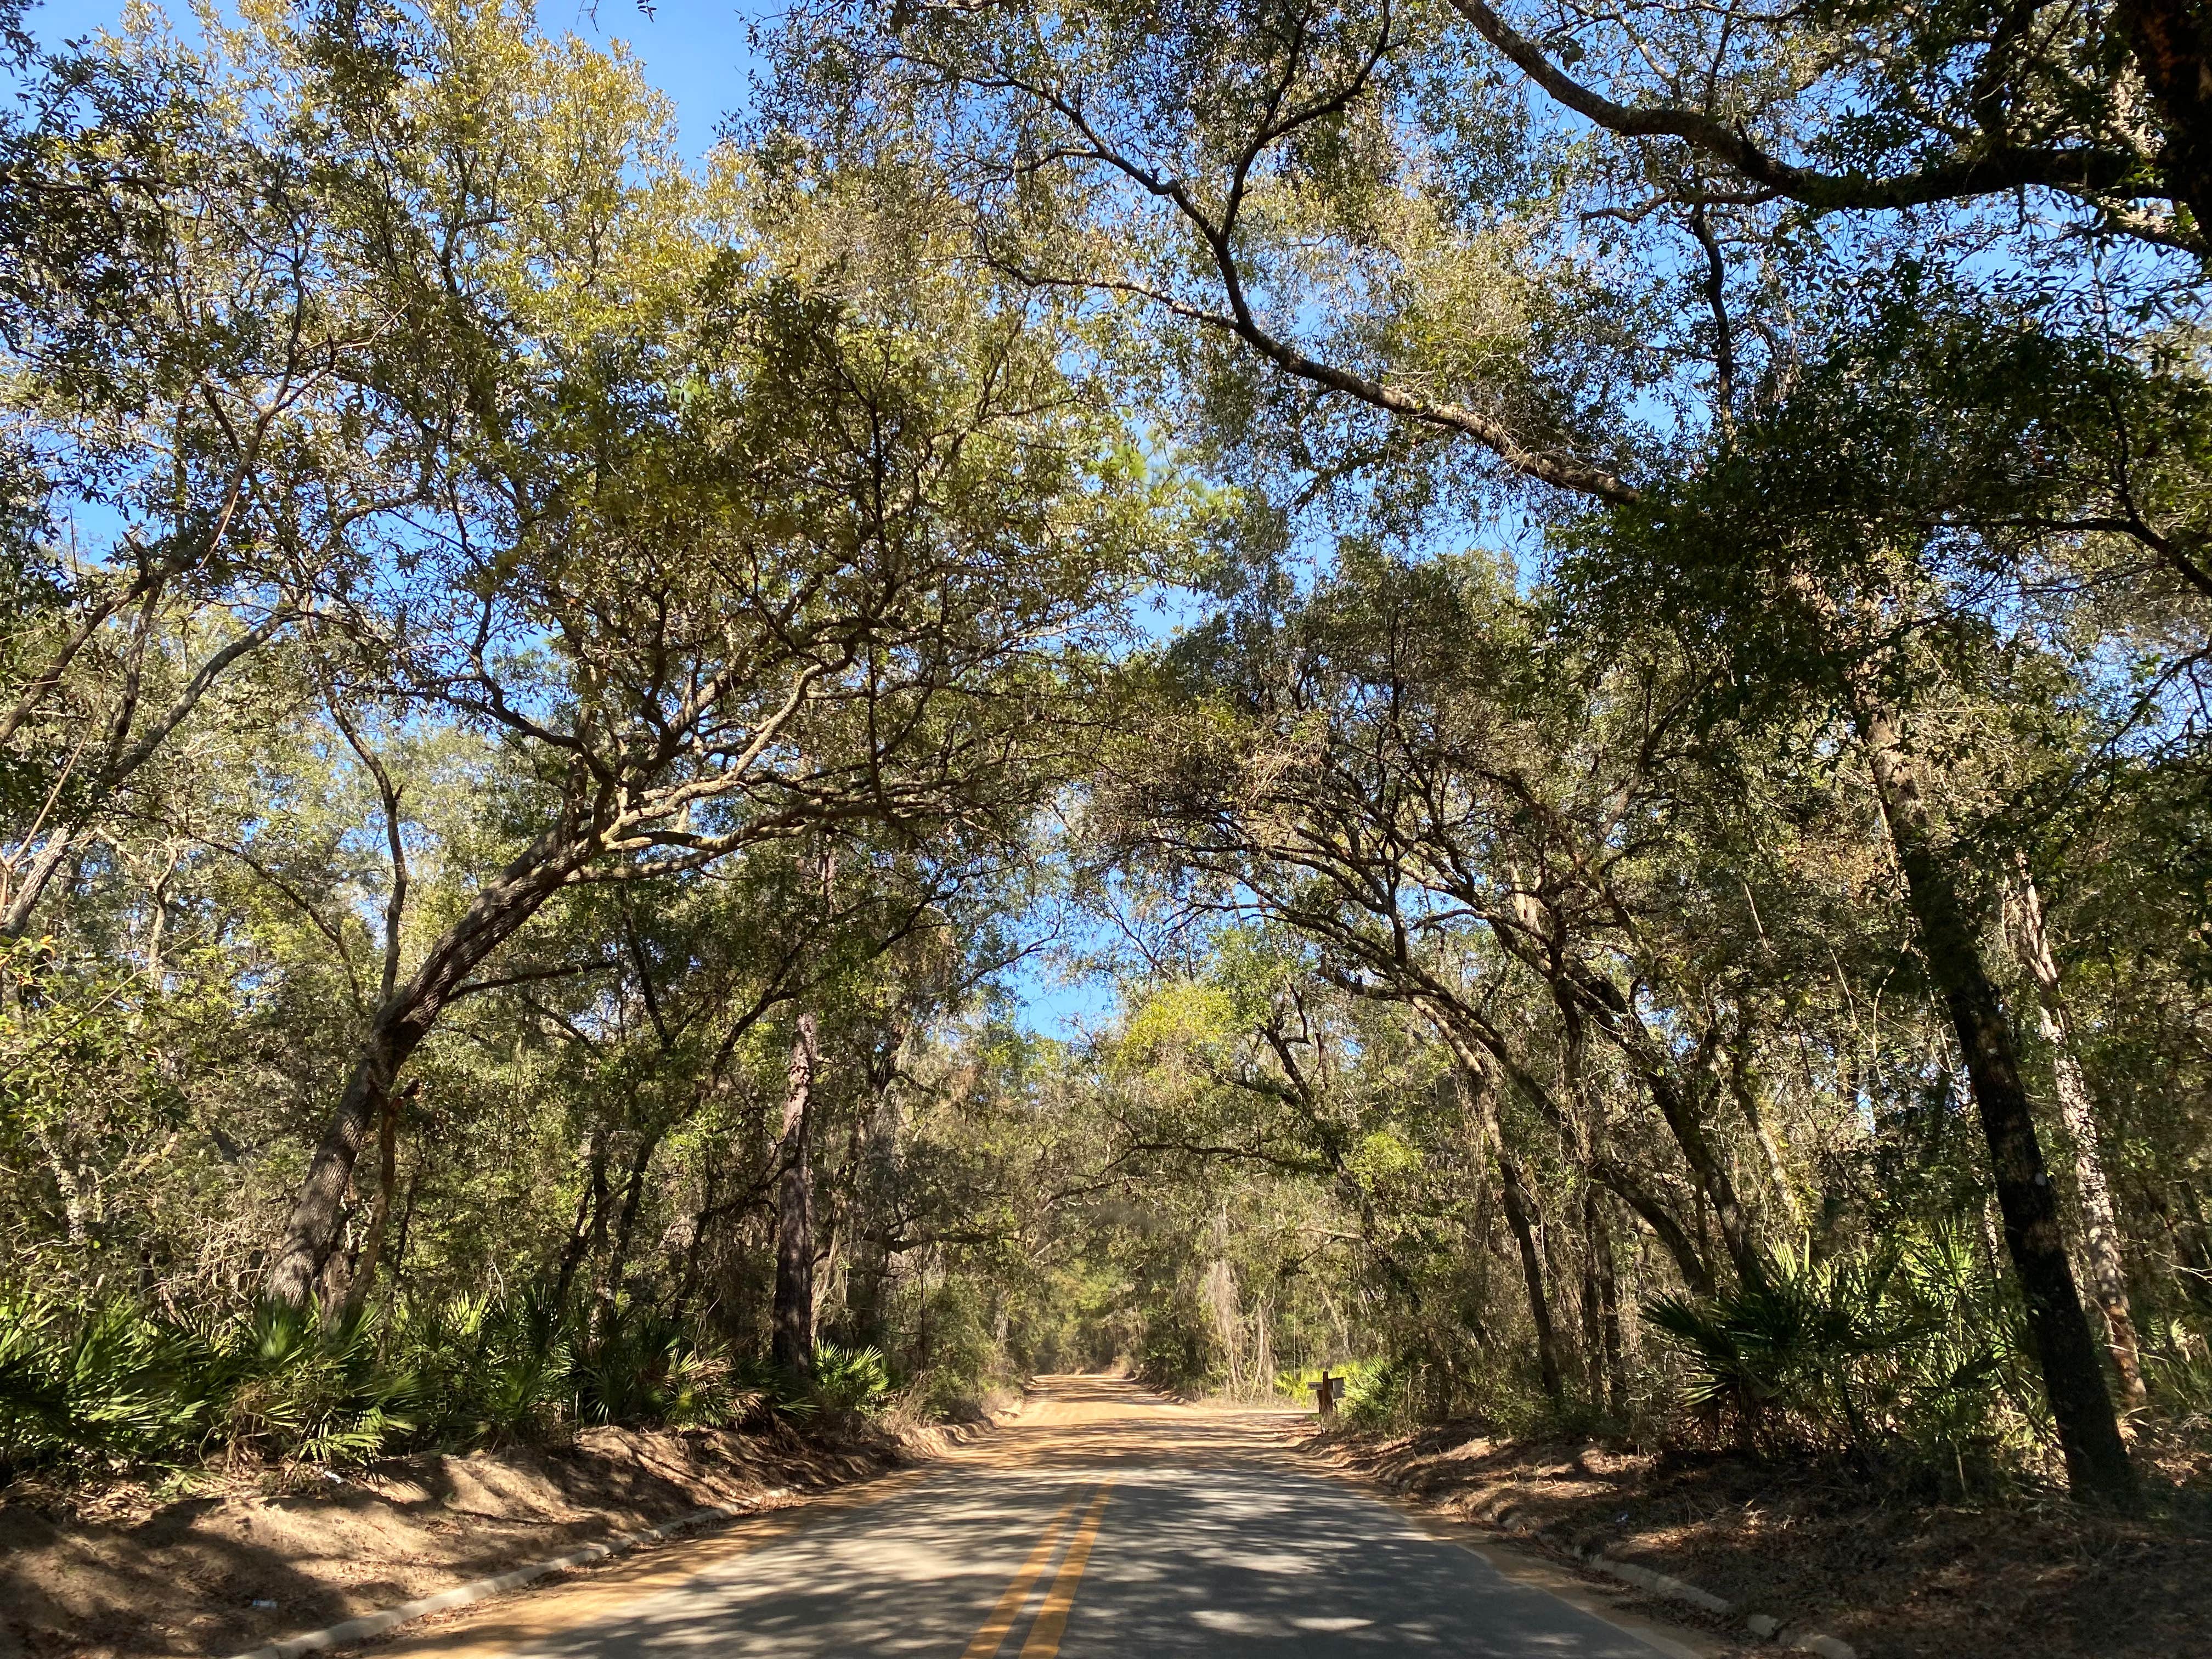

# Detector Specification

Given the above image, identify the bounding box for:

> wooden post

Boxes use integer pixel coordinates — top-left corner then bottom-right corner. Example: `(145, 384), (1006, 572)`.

(1308, 1369), (1339, 1420)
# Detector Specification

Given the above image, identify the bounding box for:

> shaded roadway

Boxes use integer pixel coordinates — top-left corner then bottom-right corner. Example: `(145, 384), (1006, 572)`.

(379, 1375), (1702, 1659)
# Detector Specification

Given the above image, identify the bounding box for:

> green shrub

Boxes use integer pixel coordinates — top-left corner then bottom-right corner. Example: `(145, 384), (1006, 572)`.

(1339, 1356), (1417, 1431)
(213, 1300), (417, 1466)
(901, 1280), (1008, 1419)
(1645, 1223), (2039, 1495)
(390, 1287), (571, 1446)
(807, 1343), (891, 1423)
(0, 1268), (909, 1485)
(0, 1291), (207, 1474)
(2144, 1319), (2212, 1425)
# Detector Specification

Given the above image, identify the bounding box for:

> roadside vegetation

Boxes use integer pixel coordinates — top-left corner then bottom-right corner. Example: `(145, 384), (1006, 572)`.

(5, 0), (2212, 1575)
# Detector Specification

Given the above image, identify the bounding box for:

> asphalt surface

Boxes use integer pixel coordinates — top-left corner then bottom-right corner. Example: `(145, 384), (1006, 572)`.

(381, 1376), (1697, 1659)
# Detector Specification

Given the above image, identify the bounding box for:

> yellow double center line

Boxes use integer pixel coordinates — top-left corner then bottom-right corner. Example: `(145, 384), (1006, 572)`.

(962, 1482), (1114, 1659)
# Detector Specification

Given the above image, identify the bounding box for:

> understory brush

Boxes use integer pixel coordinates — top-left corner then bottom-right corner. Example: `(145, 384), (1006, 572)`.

(0, 1283), (818, 1486)
(1308, 1221), (2212, 1507)
(1326, 1353), (1608, 1442)
(802, 1342), (892, 1424)
(1642, 1224), (2053, 1497)
(893, 1279), (1018, 1419)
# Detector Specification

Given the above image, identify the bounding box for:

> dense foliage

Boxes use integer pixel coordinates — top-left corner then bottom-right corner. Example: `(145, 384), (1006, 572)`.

(4, 0), (2211, 1516)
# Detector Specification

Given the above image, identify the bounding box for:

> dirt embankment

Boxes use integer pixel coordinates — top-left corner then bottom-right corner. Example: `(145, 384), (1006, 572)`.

(1295, 1423), (2211, 1659)
(0, 1419), (946, 1659)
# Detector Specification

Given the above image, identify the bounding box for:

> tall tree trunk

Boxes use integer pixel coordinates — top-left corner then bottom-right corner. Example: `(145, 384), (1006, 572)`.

(263, 825), (592, 1307)
(1458, 1065), (1564, 1400)
(772, 1010), (820, 1375)
(554, 1128), (608, 1308)
(1585, 1190), (1627, 1415)
(1562, 1009), (1630, 1410)
(1857, 699), (2137, 1507)
(1637, 1059), (1763, 1286)
(1595, 1163), (1717, 1295)
(602, 1123), (668, 1304)
(1729, 1037), (1803, 1228)
(1548, 958), (1764, 1286)
(1429, 1006), (1716, 1295)
(2008, 857), (2149, 1410)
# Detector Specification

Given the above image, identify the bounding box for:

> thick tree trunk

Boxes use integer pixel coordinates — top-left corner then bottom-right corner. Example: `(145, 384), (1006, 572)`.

(1458, 1065), (1564, 1400)
(1858, 701), (2137, 1507)
(264, 825), (591, 1306)
(2008, 858), (2149, 1410)
(267, 1014), (426, 1308)
(340, 1080), (409, 1321)
(772, 1010), (820, 1375)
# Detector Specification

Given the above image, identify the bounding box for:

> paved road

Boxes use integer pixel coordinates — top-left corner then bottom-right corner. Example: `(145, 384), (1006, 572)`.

(383, 1376), (1700, 1659)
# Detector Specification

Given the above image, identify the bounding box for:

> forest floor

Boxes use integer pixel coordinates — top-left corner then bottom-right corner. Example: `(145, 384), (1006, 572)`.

(0, 1414), (980, 1659)
(1294, 1419), (2212, 1659)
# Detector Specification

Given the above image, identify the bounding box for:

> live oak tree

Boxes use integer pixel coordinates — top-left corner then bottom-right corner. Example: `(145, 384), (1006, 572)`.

(767, 0), (2208, 1505)
(242, 3), (1171, 1305)
(7, 0), (2212, 1523)
(0, 8), (436, 941)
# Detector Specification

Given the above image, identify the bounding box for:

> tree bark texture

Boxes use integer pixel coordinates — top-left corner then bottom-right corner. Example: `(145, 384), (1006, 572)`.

(1459, 1065), (1565, 1400)
(264, 825), (594, 1306)
(1584, 1189), (1627, 1415)
(772, 1009), (820, 1375)
(340, 1080), (409, 1321)
(2008, 858), (2149, 1409)
(1858, 700), (2137, 1506)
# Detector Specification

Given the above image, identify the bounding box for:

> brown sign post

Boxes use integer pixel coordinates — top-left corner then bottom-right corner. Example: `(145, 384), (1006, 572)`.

(1308, 1370), (1340, 1420)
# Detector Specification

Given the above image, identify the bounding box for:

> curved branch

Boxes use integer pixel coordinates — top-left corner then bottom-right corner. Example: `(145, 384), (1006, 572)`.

(1447, 0), (2148, 218)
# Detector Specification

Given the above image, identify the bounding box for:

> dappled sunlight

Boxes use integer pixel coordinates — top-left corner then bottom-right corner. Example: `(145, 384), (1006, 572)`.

(380, 1378), (1678, 1659)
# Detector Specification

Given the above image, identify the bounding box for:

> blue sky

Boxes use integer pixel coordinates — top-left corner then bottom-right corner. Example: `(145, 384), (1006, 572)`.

(22, 0), (769, 159)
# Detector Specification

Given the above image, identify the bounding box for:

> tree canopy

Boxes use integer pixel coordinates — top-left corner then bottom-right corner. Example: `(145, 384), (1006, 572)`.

(4, 0), (2211, 1517)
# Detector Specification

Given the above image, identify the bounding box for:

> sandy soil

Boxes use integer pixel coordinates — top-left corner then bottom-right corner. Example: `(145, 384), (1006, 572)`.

(1294, 1422), (2212, 1659)
(0, 1420), (935, 1659)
